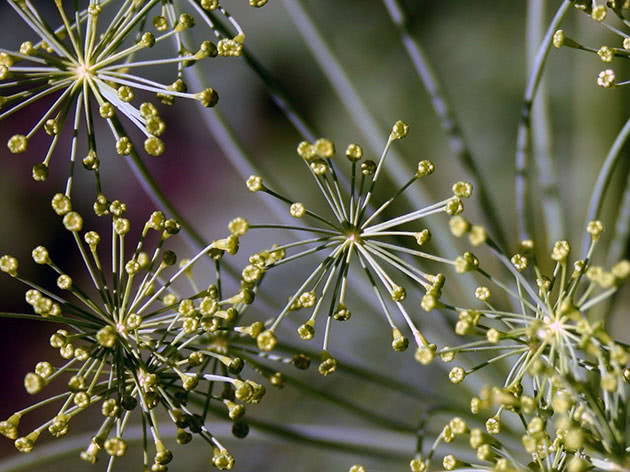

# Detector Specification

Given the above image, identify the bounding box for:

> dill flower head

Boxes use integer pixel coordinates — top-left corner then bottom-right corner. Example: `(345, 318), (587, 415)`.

(552, 2), (630, 89)
(0, 0), (263, 195)
(416, 220), (630, 471)
(239, 121), (472, 374)
(441, 220), (629, 390)
(0, 199), (271, 470)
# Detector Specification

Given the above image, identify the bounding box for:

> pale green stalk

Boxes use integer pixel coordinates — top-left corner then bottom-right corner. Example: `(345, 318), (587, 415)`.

(582, 117), (630, 258)
(527, 0), (565, 244)
(382, 0), (507, 250)
(515, 0), (571, 243)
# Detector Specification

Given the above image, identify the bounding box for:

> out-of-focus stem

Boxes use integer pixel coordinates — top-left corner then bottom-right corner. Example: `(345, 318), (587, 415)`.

(382, 0), (507, 250)
(582, 117), (630, 258)
(515, 0), (571, 244)
(527, 0), (565, 245)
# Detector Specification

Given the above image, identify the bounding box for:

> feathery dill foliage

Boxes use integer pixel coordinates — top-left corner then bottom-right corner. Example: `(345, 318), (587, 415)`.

(408, 219), (630, 471)
(237, 121), (474, 375)
(0, 198), (278, 471)
(553, 1), (630, 89)
(0, 0), (267, 196)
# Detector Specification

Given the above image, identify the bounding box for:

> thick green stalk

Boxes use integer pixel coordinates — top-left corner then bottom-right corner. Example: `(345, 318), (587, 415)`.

(515, 0), (572, 244)
(527, 0), (565, 244)
(582, 117), (630, 258)
(382, 0), (507, 250)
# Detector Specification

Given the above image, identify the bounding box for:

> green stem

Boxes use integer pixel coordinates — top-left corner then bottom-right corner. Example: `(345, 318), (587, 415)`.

(0, 422), (410, 472)
(515, 0), (571, 244)
(0, 312), (100, 329)
(242, 354), (416, 433)
(582, 117), (630, 258)
(190, 3), (317, 141)
(382, 0), (507, 250)
(608, 166), (630, 267)
(527, 0), (565, 244)
(270, 340), (431, 399)
(125, 146), (206, 252)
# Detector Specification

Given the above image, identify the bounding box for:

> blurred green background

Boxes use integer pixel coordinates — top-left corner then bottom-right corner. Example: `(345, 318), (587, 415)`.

(0, 0), (629, 470)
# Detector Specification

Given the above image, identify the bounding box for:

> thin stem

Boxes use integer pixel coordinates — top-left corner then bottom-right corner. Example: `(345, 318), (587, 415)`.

(527, 0), (565, 244)
(515, 0), (571, 243)
(382, 0), (507, 250)
(582, 117), (630, 258)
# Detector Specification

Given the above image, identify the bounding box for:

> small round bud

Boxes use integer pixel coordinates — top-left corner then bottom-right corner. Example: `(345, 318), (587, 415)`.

(104, 437), (127, 457)
(587, 220), (604, 240)
(591, 5), (607, 21)
(297, 141), (316, 160)
(454, 252), (479, 273)
(7, 135), (28, 154)
(99, 102), (114, 118)
(24, 372), (45, 394)
(144, 136), (164, 156)
(246, 175), (263, 192)
(349, 466), (366, 472)
(414, 229), (431, 246)
(96, 325), (117, 348)
(290, 202), (306, 218)
(63, 212), (83, 232)
(117, 86), (133, 102)
(553, 29), (565, 48)
(197, 88), (219, 107)
(361, 160), (376, 175)
(445, 197), (464, 215)
(333, 304), (351, 321)
(475, 286), (490, 301)
(32, 163), (48, 181)
(228, 217), (249, 236)
(414, 345), (436, 365)
(257, 330), (277, 351)
(318, 351), (337, 376)
(597, 69), (615, 88)
(116, 136), (132, 155)
(449, 216), (470, 237)
(485, 416), (501, 434)
(448, 366), (465, 384)
(469, 225), (487, 246)
(314, 138), (334, 158)
(31, 246), (49, 264)
(598, 46), (614, 63)
(416, 160), (435, 177)
(551, 240), (570, 262)
(390, 120), (409, 140)
(452, 181), (473, 198)
(511, 254), (528, 271)
(345, 144), (363, 161)
(51, 193), (72, 215)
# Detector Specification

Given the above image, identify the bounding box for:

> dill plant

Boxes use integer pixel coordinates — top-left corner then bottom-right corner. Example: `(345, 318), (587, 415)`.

(0, 1), (629, 472)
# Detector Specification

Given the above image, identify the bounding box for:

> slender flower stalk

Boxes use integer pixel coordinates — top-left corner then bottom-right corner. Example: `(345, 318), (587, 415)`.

(236, 121), (473, 375)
